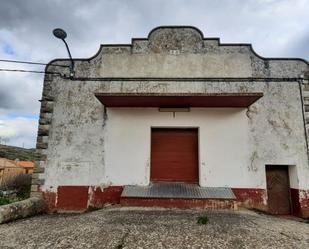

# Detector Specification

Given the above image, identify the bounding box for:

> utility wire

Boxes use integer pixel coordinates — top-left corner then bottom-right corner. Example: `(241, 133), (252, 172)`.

(0, 59), (69, 68)
(0, 68), (62, 75)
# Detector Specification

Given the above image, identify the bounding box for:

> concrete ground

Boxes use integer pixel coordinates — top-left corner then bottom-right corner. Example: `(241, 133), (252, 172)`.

(0, 207), (308, 249)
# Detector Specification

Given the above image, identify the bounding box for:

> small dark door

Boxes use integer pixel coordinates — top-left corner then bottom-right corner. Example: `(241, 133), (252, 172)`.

(266, 165), (291, 215)
(151, 128), (198, 183)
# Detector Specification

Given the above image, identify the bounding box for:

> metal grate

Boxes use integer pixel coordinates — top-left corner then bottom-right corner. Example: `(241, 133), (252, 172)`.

(121, 183), (236, 199)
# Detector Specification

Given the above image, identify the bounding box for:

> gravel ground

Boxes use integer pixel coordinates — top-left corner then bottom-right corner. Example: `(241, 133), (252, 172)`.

(0, 206), (308, 249)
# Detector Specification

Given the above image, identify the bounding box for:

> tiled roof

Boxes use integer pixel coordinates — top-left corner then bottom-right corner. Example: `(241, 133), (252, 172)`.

(16, 161), (34, 168)
(0, 158), (20, 168)
(0, 158), (34, 169)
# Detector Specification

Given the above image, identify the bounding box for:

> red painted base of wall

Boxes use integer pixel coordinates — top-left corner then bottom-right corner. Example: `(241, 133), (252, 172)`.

(57, 186), (89, 211)
(42, 186), (123, 213)
(299, 189), (309, 217)
(290, 188), (309, 217)
(120, 188), (267, 210)
(41, 186), (309, 217)
(232, 188), (309, 217)
(120, 197), (236, 209)
(232, 188), (268, 211)
(89, 186), (123, 208)
(43, 191), (57, 213)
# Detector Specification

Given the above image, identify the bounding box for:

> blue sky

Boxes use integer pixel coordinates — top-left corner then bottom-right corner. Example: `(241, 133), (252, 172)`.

(2, 43), (15, 55)
(0, 0), (308, 148)
(7, 113), (39, 119)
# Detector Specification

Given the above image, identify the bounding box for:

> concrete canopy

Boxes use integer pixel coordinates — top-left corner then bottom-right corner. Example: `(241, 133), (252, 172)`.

(95, 92), (263, 107)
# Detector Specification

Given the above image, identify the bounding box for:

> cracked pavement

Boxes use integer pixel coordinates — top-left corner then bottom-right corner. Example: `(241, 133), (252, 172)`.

(0, 207), (308, 249)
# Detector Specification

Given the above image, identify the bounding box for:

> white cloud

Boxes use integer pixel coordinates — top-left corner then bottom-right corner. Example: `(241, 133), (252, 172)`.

(0, 0), (308, 148)
(0, 116), (38, 148)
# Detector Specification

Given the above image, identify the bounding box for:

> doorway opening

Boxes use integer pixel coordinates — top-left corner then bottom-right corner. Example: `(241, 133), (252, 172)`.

(266, 165), (291, 215)
(150, 128), (199, 184)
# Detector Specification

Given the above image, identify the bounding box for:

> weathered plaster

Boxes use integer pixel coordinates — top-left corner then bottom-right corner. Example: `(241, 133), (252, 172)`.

(40, 80), (308, 191)
(33, 26), (309, 214)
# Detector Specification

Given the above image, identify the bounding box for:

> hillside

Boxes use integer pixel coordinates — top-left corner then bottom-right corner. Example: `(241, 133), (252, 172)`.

(0, 144), (35, 161)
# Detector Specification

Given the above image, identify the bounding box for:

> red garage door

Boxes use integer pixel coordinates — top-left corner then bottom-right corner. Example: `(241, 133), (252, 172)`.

(151, 128), (198, 183)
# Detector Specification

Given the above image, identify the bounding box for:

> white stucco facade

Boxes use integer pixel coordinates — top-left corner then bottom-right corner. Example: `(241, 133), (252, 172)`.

(105, 108), (249, 188)
(41, 79), (309, 191)
(33, 26), (309, 214)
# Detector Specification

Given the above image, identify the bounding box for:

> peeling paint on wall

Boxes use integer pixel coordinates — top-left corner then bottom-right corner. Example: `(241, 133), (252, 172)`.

(33, 26), (309, 215)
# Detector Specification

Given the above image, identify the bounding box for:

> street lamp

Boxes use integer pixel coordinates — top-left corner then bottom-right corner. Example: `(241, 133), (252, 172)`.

(53, 28), (74, 77)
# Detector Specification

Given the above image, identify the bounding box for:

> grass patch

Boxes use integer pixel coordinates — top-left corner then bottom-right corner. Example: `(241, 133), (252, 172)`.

(197, 215), (209, 225)
(0, 196), (28, 206)
(0, 197), (15, 206)
(0, 144), (35, 161)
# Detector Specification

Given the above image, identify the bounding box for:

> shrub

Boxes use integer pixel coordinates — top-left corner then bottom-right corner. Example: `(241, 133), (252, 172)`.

(0, 197), (14, 206)
(0, 174), (31, 199)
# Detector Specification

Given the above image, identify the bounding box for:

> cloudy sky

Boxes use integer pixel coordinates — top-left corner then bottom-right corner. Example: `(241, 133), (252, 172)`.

(0, 0), (308, 148)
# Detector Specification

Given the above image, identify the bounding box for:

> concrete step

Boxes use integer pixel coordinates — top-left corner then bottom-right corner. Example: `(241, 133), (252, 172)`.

(120, 196), (237, 209)
(121, 183), (236, 199)
(120, 183), (237, 209)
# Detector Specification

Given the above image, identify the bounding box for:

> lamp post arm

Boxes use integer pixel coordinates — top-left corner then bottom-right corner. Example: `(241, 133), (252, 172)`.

(62, 38), (74, 77)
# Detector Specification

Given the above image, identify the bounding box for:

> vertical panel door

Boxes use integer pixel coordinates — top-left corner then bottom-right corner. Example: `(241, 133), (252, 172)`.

(151, 128), (198, 183)
(266, 166), (291, 215)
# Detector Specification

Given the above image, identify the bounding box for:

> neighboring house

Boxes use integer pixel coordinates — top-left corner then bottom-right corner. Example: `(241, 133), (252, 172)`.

(0, 158), (25, 187)
(32, 26), (309, 217)
(16, 161), (34, 174)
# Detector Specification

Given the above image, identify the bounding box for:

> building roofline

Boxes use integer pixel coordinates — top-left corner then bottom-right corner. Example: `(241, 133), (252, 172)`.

(46, 25), (309, 70)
